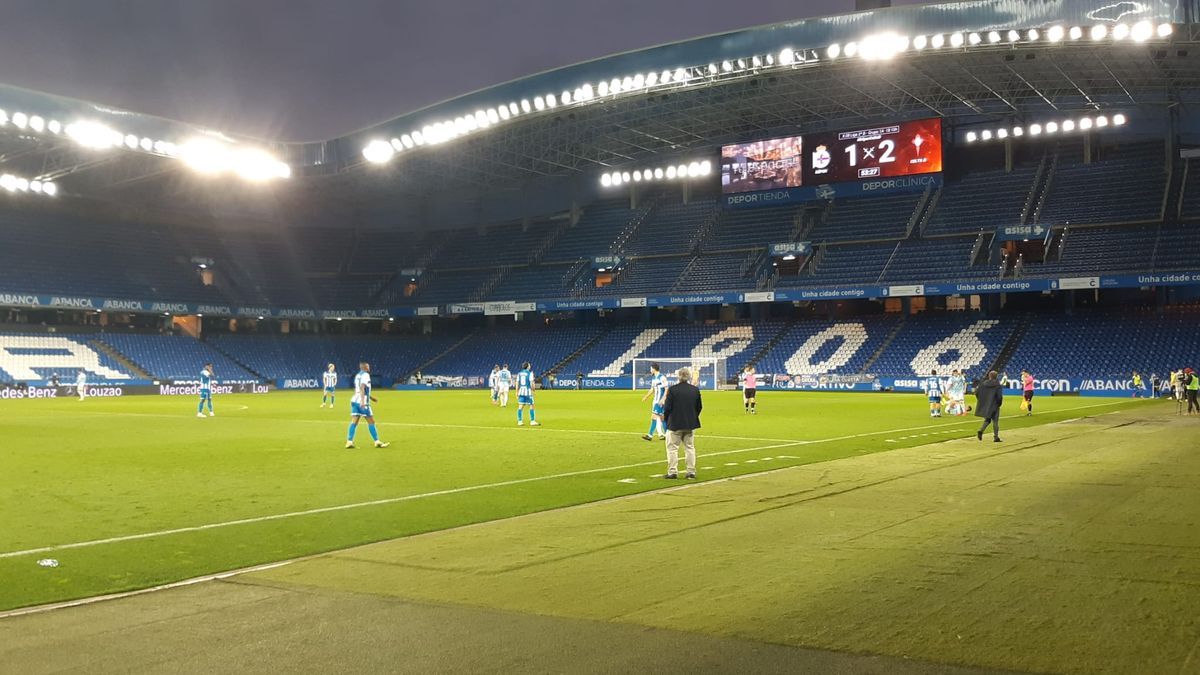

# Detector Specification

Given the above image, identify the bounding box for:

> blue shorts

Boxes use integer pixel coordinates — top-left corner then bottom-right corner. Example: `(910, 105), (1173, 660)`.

(324, 387), (335, 394)
(199, 389), (211, 400)
(351, 402), (373, 417)
(928, 395), (941, 403)
(518, 395), (534, 406)
(652, 403), (664, 416)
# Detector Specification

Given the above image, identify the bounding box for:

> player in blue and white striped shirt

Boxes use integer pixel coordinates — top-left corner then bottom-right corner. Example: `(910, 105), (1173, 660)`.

(923, 369), (944, 418)
(196, 363), (214, 418)
(640, 363), (667, 441)
(321, 364), (338, 408)
(515, 362), (539, 426)
(346, 362), (389, 449)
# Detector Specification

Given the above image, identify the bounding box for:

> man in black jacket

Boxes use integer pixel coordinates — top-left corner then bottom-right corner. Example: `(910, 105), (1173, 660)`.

(661, 367), (703, 480)
(975, 370), (1003, 442)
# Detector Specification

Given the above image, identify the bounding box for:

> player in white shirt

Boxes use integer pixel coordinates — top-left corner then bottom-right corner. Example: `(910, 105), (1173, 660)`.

(488, 365), (500, 406)
(923, 369), (944, 418)
(640, 362), (668, 441)
(346, 362), (390, 449)
(945, 369), (969, 416)
(497, 364), (513, 407)
(320, 364), (338, 408)
(75, 369), (87, 401)
(741, 365), (758, 414)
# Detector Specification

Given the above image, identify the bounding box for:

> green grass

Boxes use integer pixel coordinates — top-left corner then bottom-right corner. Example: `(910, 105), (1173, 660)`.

(0, 389), (1146, 611)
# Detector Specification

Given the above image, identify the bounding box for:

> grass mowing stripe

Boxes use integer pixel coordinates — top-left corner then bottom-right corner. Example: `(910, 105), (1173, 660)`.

(0, 399), (1130, 561)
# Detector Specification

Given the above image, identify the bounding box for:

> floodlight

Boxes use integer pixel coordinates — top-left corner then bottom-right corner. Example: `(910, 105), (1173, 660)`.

(0, 174), (14, 191)
(1113, 23), (1129, 40)
(827, 43), (841, 59)
(15, 177), (28, 191)
(737, 58), (746, 69)
(1091, 24), (1108, 40)
(633, 170), (642, 182)
(41, 182), (57, 196)
(1095, 115), (1109, 127)
(233, 148), (286, 181)
(390, 138), (403, 151)
(676, 164), (688, 177)
(474, 110), (488, 126)
(45, 120), (60, 134)
(950, 32), (964, 48)
(966, 131), (978, 143)
(913, 35), (928, 49)
(931, 34), (946, 48)
(721, 60), (733, 72)
(1030, 123), (1043, 135)
(360, 139), (394, 164)
(1007, 29), (1021, 42)
(124, 134), (138, 149)
(1112, 113), (1127, 125)
(659, 70), (671, 84)
(66, 120), (119, 149)
(674, 68), (688, 82)
(1062, 119), (1076, 132)
(1131, 20), (1153, 42)
(412, 129), (426, 145)
(1079, 117), (1093, 130)
(981, 129), (993, 141)
(546, 93), (557, 107)
(687, 161), (701, 177)
(508, 102), (520, 115)
(765, 54), (775, 65)
(1012, 126), (1024, 136)
(987, 31), (1001, 43)
(1048, 26), (1065, 42)
(1158, 23), (1174, 38)
(1027, 28), (1040, 41)
(700, 160), (712, 174)
(644, 73), (657, 87)
(654, 167), (664, 179)
(844, 42), (858, 57)
(0, 110), (6, 125)
(1045, 121), (1059, 133)
(598, 81), (609, 96)
(29, 115), (44, 132)
(621, 76), (634, 91)
(666, 165), (677, 179)
(534, 96), (545, 111)
(1069, 26), (1083, 40)
(779, 47), (795, 65)
(582, 83), (594, 98)
(610, 172), (621, 186)
(968, 32), (982, 45)
(30, 180), (42, 193)
(140, 137), (153, 151)
(752, 55), (762, 67)
(610, 77), (621, 92)
(520, 99), (532, 113)
(12, 112), (28, 128)
(997, 128), (1009, 139)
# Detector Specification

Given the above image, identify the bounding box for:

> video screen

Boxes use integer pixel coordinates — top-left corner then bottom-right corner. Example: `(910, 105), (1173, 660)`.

(721, 135), (804, 194)
(806, 118), (942, 184)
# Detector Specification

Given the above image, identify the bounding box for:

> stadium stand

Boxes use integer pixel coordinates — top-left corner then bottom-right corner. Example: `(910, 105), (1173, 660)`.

(868, 314), (1015, 377)
(807, 193), (922, 243)
(488, 264), (577, 300)
(705, 204), (803, 251)
(1021, 224), (1157, 277)
(924, 163), (1038, 235)
(753, 315), (900, 377)
(881, 237), (995, 283)
(0, 333), (135, 383)
(208, 333), (466, 382)
(672, 251), (760, 292)
(780, 242), (896, 287)
(542, 200), (637, 263)
(1038, 141), (1167, 225)
(95, 334), (258, 381)
(620, 198), (717, 256)
(421, 325), (604, 377)
(584, 256), (695, 296)
(557, 321), (787, 377)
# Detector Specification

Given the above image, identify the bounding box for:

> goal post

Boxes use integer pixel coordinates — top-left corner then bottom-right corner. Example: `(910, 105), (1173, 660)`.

(632, 357), (727, 391)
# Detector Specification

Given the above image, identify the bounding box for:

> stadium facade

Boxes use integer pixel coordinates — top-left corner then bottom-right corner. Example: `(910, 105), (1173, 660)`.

(1, 0), (1200, 391)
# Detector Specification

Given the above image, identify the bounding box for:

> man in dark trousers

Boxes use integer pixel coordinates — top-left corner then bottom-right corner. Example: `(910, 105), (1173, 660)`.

(661, 367), (703, 480)
(975, 370), (1003, 442)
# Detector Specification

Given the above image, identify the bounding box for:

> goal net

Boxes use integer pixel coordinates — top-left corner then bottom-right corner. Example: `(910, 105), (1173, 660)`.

(632, 357), (727, 391)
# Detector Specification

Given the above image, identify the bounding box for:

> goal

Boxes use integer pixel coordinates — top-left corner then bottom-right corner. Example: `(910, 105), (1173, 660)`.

(632, 357), (727, 391)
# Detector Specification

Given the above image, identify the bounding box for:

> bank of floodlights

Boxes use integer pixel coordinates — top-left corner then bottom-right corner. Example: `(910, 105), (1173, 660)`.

(361, 18), (1174, 164)
(600, 160), (713, 188)
(0, 172), (57, 197)
(964, 113), (1127, 144)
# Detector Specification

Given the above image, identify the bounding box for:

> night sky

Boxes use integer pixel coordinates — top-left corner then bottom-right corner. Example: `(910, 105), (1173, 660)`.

(0, 0), (920, 142)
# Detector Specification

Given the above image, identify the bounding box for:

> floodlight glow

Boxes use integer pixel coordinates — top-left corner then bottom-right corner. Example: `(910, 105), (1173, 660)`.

(1045, 121), (1058, 133)
(390, 138), (403, 151)
(474, 110), (488, 126)
(721, 60), (733, 72)
(1048, 26), (1065, 42)
(644, 73), (656, 87)
(0, 174), (14, 191)
(15, 178), (28, 191)
(29, 115), (44, 132)
(46, 120), (60, 133)
(997, 128), (1009, 139)
(610, 77), (622, 92)
(233, 148), (287, 181)
(1012, 126), (1023, 136)
(0, 110), (7, 125)
(987, 31), (1001, 43)
(981, 129), (993, 141)
(582, 83), (594, 98)
(1131, 20), (1153, 42)
(913, 35), (928, 49)
(621, 172), (631, 183)
(700, 160), (712, 174)
(1062, 119), (1076, 132)
(1096, 115), (1109, 127)
(707, 63), (717, 75)
(1030, 123), (1043, 135)
(1091, 24), (1108, 40)
(66, 120), (119, 149)
(42, 182), (57, 196)
(676, 164), (687, 177)
(547, 93), (557, 107)
(673, 68), (688, 82)
(521, 99), (532, 113)
(140, 137), (153, 151)
(766, 54), (775, 65)
(413, 129), (426, 145)
(533, 96), (545, 111)
(1113, 23), (1129, 40)
(124, 134), (138, 149)
(666, 165), (677, 179)
(827, 43), (841, 59)
(844, 41), (858, 58)
(1007, 29), (1020, 42)
(779, 47), (795, 65)
(1069, 26), (1083, 40)
(1113, 113), (1127, 125)
(360, 139), (394, 164)
(611, 172), (622, 186)
(931, 34), (945, 48)
(1079, 117), (1093, 130)
(498, 105), (511, 121)
(968, 32), (981, 45)
(1158, 23), (1174, 38)
(598, 81), (609, 96)
(966, 131), (978, 143)
(632, 170), (641, 182)
(687, 161), (701, 177)
(1027, 28), (1040, 41)
(654, 167), (664, 179)
(737, 58), (747, 69)
(600, 173), (612, 187)
(508, 102), (520, 116)
(12, 112), (27, 129)
(950, 32), (964, 47)
(752, 55), (762, 67)
(30, 180), (42, 193)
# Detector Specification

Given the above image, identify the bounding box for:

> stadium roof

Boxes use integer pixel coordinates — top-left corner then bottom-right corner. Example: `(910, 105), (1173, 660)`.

(0, 0), (1197, 226)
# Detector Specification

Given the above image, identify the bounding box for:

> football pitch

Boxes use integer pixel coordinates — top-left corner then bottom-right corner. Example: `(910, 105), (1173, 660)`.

(3, 390), (1197, 673)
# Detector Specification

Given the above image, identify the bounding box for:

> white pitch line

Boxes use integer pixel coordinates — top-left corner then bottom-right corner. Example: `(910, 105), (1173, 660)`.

(0, 400), (1131, 562)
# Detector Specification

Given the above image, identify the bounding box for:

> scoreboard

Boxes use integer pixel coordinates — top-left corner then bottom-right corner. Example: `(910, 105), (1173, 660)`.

(721, 117), (942, 195)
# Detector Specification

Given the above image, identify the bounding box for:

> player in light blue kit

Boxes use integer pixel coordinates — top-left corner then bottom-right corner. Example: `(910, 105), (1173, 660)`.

(640, 362), (667, 441)
(923, 369), (944, 418)
(497, 364), (513, 408)
(488, 365), (500, 405)
(515, 362), (539, 426)
(321, 363), (338, 408)
(197, 363), (214, 418)
(346, 362), (390, 449)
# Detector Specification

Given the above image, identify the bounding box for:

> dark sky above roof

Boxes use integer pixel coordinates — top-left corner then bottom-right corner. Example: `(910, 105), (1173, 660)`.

(0, 0), (921, 142)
